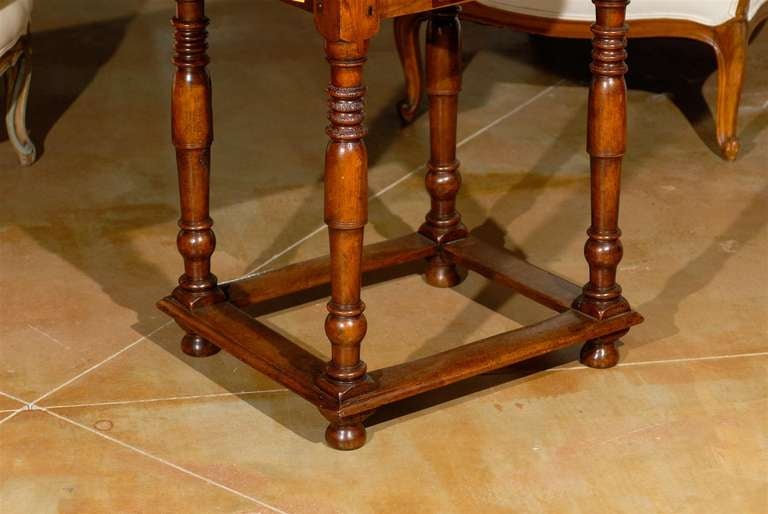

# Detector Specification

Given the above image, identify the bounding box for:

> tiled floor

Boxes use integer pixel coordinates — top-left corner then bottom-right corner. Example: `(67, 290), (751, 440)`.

(1, 0), (766, 512)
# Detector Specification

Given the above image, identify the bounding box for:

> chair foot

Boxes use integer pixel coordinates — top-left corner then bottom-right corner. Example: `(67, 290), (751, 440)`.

(181, 332), (220, 357)
(5, 37), (36, 166)
(579, 333), (622, 369)
(16, 144), (36, 166)
(394, 14), (427, 125)
(712, 18), (746, 161)
(397, 99), (420, 124)
(424, 253), (463, 288)
(721, 137), (740, 161)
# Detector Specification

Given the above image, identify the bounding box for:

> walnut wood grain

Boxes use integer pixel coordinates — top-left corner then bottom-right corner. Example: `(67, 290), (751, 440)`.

(158, 295), (641, 421)
(157, 298), (333, 409)
(571, 0), (632, 368)
(171, 0), (224, 310)
(339, 309), (643, 416)
(171, 0), (226, 357)
(394, 13), (428, 123)
(573, 0), (631, 319)
(320, 40), (371, 389)
(225, 233), (437, 308)
(419, 7), (468, 288)
(443, 237), (583, 312)
(313, 39), (379, 449)
(159, 0), (644, 450)
(397, 1), (766, 159)
(377, 0), (472, 20)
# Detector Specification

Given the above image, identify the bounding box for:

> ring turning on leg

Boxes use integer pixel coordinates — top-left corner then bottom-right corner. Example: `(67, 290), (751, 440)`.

(171, 0), (225, 356)
(316, 40), (377, 447)
(575, 0), (633, 369)
(419, 7), (468, 287)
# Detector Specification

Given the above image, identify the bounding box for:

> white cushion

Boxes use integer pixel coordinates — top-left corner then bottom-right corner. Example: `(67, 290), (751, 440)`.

(476, 0), (765, 27)
(0, 0), (32, 57)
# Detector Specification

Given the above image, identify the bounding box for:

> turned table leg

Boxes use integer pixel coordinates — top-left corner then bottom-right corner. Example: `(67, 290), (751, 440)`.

(574, 0), (632, 369)
(317, 40), (375, 450)
(171, 0), (225, 357)
(418, 7), (468, 288)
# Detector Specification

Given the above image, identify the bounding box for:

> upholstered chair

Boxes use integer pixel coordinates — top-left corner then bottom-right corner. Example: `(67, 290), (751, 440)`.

(395, 0), (767, 160)
(0, 0), (35, 165)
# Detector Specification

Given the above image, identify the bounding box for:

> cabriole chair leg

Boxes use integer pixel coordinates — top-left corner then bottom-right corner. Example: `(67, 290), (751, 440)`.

(4, 37), (36, 166)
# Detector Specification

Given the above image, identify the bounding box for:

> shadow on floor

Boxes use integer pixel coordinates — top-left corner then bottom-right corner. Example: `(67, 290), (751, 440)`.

(28, 16), (137, 158)
(5, 4), (765, 442)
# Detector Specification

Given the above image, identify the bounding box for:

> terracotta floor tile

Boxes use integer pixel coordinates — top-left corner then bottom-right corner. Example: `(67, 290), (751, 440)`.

(0, 225), (170, 401)
(0, 0), (765, 510)
(0, 404), (22, 415)
(50, 356), (768, 514)
(34, 323), (281, 409)
(0, 394), (24, 417)
(39, 274), (522, 407)
(0, 411), (276, 513)
(1, 2), (570, 404)
(355, 79), (768, 364)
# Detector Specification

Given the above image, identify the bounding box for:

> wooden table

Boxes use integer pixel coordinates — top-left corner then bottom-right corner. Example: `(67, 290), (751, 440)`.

(158, 0), (643, 450)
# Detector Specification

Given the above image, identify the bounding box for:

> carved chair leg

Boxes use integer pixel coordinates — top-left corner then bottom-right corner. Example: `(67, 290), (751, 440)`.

(574, 0), (633, 368)
(316, 40), (375, 450)
(171, 0), (225, 357)
(418, 7), (468, 288)
(4, 37), (36, 166)
(712, 18), (747, 161)
(394, 14), (428, 124)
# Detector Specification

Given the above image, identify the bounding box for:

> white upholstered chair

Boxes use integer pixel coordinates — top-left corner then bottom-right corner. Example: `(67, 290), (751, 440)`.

(0, 0), (35, 165)
(395, 0), (768, 160)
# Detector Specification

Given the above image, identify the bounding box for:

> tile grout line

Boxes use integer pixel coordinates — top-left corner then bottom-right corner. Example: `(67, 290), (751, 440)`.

(225, 80), (565, 283)
(0, 70), (759, 510)
(549, 351), (768, 371)
(40, 388), (290, 411)
(10, 350), (765, 414)
(41, 407), (292, 514)
(6, 351), (765, 507)
(453, 79), (567, 148)
(28, 321), (174, 408)
(0, 391), (34, 425)
(3, 82), (563, 422)
(1, 83), (564, 421)
(0, 390), (30, 405)
(224, 224), (329, 282)
(0, 408), (27, 426)
(28, 324), (70, 349)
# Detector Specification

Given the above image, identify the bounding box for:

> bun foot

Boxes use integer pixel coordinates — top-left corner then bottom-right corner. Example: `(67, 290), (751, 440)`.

(325, 421), (367, 450)
(721, 137), (740, 161)
(181, 332), (220, 357)
(424, 254), (463, 288)
(580, 338), (619, 369)
(320, 410), (373, 451)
